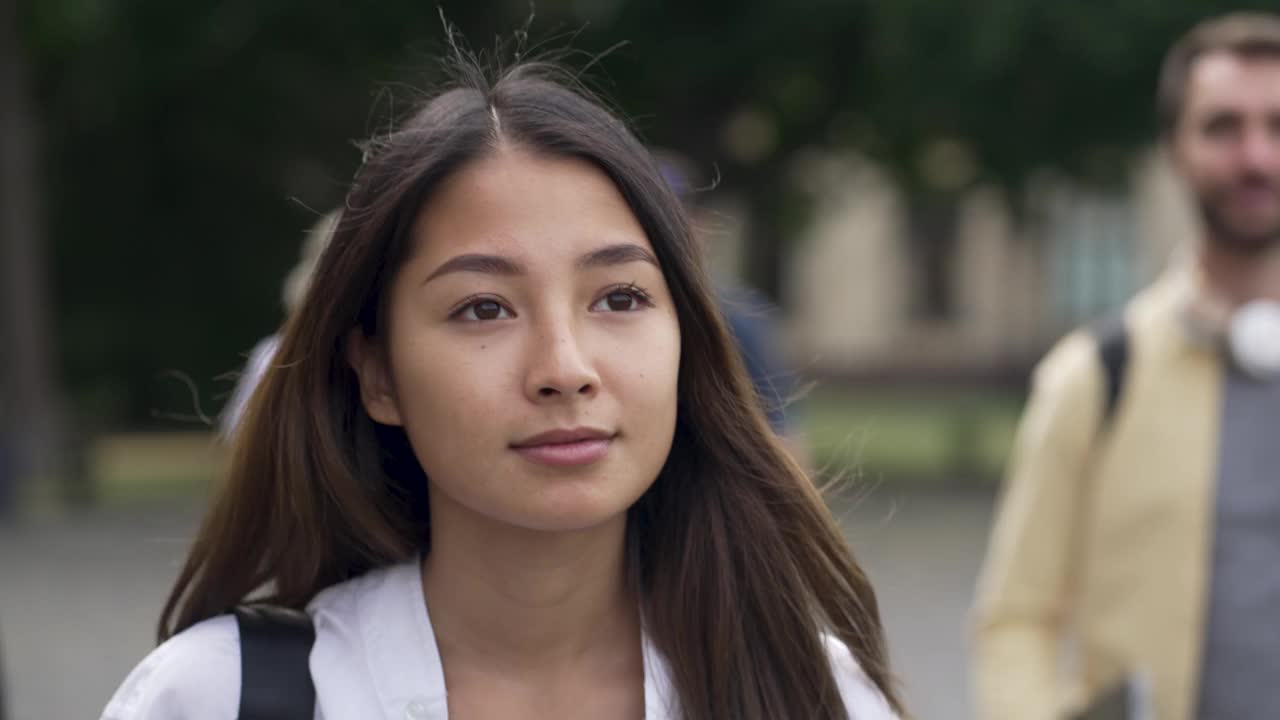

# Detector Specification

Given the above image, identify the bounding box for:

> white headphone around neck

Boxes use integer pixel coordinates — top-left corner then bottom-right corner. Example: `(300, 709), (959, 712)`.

(1226, 300), (1280, 378)
(1184, 279), (1280, 380)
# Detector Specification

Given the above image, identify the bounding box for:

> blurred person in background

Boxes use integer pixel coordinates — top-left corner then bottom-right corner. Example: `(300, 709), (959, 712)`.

(0, 383), (14, 519)
(102, 55), (901, 719)
(656, 151), (810, 467)
(973, 13), (1280, 720)
(218, 210), (339, 439)
(0, 426), (12, 519)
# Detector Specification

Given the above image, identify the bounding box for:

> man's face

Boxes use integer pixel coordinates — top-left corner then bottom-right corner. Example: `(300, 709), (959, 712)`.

(1173, 51), (1280, 254)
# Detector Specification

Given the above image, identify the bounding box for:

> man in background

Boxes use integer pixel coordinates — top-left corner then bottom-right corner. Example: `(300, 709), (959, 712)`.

(973, 13), (1280, 720)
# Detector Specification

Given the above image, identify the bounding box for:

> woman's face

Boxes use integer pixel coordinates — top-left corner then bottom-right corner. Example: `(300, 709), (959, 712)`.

(353, 148), (681, 533)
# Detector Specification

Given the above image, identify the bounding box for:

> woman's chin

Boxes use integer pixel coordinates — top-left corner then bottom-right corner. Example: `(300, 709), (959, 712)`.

(481, 490), (641, 535)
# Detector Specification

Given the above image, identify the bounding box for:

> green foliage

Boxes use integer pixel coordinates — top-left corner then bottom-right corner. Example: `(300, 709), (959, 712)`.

(19, 0), (1280, 426)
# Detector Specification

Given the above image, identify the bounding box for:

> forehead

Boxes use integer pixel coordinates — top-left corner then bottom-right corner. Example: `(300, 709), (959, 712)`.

(1184, 50), (1280, 118)
(411, 148), (650, 262)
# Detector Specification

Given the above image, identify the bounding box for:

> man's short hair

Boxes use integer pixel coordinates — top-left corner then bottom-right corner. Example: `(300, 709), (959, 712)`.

(1158, 12), (1280, 137)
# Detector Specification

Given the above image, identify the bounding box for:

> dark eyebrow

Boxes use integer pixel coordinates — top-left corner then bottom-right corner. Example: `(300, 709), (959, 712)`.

(421, 243), (658, 285)
(577, 243), (660, 271)
(422, 254), (525, 285)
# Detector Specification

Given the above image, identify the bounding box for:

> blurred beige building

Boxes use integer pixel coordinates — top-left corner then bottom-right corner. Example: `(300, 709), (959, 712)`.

(719, 149), (1201, 379)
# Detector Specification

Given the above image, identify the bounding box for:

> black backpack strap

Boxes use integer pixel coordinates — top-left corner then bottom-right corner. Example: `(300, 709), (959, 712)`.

(234, 605), (317, 720)
(1090, 313), (1129, 427)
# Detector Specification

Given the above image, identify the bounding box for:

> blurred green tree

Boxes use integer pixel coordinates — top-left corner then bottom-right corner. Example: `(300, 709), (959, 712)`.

(578, 0), (1277, 314)
(14, 0), (1280, 432)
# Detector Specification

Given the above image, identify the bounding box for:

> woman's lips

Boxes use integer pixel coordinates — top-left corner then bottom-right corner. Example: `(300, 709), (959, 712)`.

(511, 436), (614, 467)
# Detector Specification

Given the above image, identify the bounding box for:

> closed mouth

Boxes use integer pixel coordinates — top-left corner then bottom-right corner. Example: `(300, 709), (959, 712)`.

(511, 427), (617, 448)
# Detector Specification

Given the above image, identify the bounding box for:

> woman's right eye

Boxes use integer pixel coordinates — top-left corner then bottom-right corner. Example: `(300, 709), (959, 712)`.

(453, 299), (515, 322)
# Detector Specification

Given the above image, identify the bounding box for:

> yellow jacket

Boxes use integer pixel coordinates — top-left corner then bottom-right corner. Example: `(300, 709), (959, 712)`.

(972, 268), (1221, 720)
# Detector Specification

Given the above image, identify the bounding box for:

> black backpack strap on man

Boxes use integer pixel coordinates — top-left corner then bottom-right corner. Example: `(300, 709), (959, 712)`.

(234, 605), (317, 720)
(1090, 312), (1130, 428)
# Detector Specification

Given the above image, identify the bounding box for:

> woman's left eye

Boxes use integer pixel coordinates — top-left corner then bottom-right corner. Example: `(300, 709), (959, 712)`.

(590, 286), (653, 313)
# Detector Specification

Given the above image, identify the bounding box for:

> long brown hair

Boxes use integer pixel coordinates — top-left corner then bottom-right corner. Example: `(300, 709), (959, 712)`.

(163, 54), (903, 718)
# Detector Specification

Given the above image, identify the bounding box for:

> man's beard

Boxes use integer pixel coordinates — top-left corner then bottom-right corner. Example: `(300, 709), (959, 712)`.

(1197, 173), (1280, 255)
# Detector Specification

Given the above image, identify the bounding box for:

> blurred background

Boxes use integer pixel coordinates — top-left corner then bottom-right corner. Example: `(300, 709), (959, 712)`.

(1, 0), (1273, 717)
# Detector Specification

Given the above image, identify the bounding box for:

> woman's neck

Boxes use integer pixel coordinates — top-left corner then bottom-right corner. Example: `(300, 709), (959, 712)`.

(420, 497), (639, 672)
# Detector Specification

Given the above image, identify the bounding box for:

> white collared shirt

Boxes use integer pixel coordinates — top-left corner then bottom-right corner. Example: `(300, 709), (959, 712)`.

(102, 560), (897, 719)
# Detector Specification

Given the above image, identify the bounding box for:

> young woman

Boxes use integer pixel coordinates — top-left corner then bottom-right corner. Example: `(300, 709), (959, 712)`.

(102, 57), (904, 720)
